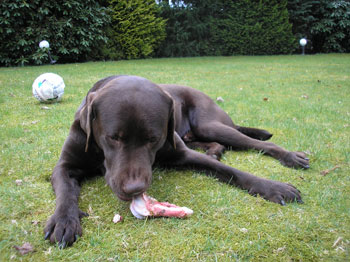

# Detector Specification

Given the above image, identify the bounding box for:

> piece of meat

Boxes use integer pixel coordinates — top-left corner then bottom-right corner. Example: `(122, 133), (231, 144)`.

(112, 214), (123, 223)
(130, 193), (193, 219)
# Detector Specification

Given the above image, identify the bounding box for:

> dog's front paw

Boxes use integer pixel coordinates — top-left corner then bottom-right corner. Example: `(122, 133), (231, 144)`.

(44, 209), (88, 248)
(280, 151), (309, 169)
(248, 178), (303, 205)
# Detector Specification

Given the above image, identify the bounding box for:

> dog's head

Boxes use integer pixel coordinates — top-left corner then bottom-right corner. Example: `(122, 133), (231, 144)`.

(79, 76), (175, 201)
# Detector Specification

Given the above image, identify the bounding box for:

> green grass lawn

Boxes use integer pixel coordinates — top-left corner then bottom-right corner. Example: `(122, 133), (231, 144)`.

(0, 54), (349, 261)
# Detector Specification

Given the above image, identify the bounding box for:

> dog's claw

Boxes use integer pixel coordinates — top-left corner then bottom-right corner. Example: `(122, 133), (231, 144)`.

(44, 231), (51, 240)
(79, 210), (89, 218)
(280, 200), (286, 206)
(297, 199), (304, 204)
(58, 238), (67, 249)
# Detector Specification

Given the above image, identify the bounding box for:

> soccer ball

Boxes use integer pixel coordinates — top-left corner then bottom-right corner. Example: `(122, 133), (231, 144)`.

(32, 73), (65, 102)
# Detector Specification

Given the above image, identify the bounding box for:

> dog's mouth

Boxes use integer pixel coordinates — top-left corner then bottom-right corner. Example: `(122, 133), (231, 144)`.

(116, 191), (145, 202)
(116, 192), (133, 202)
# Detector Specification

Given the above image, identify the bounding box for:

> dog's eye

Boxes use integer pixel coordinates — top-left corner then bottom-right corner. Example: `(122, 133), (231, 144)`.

(108, 135), (120, 141)
(113, 135), (121, 141)
(149, 137), (158, 143)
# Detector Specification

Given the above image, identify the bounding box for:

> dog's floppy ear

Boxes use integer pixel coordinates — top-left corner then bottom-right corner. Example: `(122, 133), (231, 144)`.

(79, 92), (96, 152)
(167, 98), (176, 149)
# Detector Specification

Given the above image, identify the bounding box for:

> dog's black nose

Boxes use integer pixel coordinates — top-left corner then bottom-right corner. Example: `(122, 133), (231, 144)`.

(122, 181), (147, 196)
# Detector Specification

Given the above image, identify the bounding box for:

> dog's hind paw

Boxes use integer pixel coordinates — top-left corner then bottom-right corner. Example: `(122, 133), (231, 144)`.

(280, 151), (309, 169)
(248, 178), (303, 205)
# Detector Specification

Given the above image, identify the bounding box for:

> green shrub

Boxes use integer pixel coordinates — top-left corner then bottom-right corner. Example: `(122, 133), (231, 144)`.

(108, 0), (166, 60)
(311, 1), (350, 53)
(157, 0), (295, 57)
(0, 0), (110, 66)
(287, 0), (350, 53)
(156, 3), (213, 57)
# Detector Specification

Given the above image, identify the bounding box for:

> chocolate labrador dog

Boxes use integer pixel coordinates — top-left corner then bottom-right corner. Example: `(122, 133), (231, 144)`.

(44, 75), (309, 248)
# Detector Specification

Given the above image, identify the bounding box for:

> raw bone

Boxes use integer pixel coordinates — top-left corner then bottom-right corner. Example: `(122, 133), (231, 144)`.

(130, 193), (193, 219)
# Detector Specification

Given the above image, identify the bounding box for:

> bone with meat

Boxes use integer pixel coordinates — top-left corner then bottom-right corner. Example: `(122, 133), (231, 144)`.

(130, 193), (193, 219)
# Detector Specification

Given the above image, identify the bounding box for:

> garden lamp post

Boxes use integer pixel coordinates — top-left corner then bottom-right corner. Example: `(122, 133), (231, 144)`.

(39, 40), (56, 64)
(299, 38), (307, 55)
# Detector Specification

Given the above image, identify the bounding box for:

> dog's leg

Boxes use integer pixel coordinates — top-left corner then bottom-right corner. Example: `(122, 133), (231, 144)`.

(186, 141), (225, 160)
(192, 122), (309, 169)
(44, 166), (88, 248)
(43, 122), (102, 248)
(161, 134), (302, 205)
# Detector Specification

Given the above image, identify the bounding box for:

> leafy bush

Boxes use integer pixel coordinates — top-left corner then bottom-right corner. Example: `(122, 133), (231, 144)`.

(108, 0), (166, 59)
(287, 0), (350, 53)
(156, 3), (213, 57)
(0, 0), (110, 66)
(212, 0), (295, 55)
(157, 0), (295, 57)
(311, 1), (350, 53)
